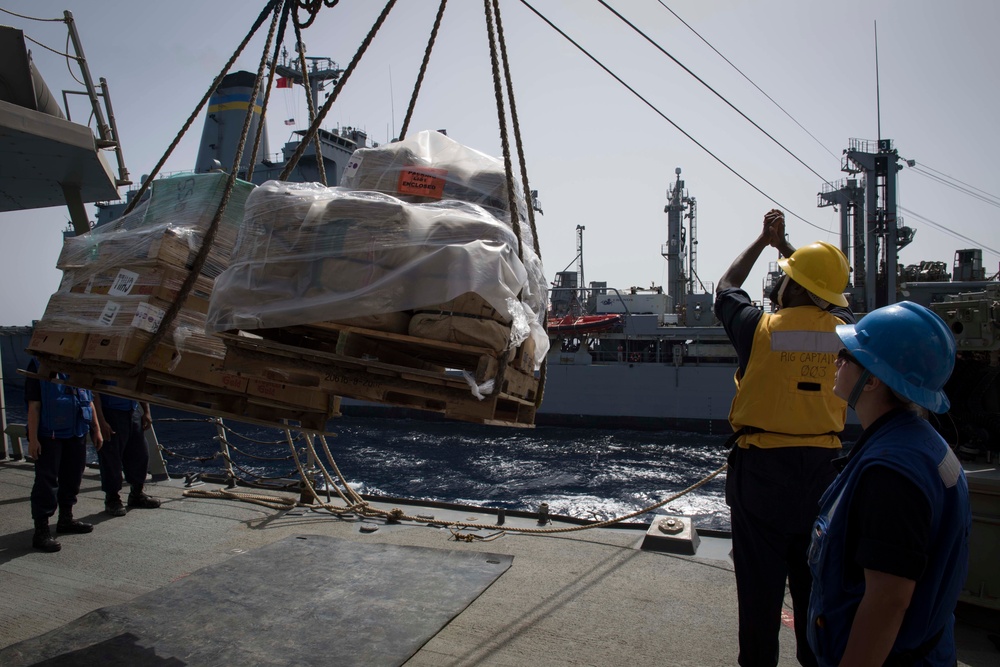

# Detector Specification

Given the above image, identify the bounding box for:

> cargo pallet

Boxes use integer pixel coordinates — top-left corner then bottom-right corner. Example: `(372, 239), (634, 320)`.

(219, 322), (539, 427)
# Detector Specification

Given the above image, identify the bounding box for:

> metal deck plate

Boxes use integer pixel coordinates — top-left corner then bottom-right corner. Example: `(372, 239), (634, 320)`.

(0, 534), (513, 666)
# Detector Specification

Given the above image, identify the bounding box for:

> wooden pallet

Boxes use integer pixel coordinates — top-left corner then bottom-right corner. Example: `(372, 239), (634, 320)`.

(219, 326), (539, 427)
(28, 355), (340, 434)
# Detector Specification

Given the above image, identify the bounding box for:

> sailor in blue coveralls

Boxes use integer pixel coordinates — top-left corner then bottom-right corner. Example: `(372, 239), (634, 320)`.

(25, 357), (103, 552)
(807, 302), (970, 666)
(94, 394), (160, 516)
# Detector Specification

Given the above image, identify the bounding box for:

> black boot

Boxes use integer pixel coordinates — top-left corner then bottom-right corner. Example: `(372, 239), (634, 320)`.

(105, 493), (127, 517)
(56, 510), (93, 534)
(127, 485), (161, 509)
(33, 519), (61, 552)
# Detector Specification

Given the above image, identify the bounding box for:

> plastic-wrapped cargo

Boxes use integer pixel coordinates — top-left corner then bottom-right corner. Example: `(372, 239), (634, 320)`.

(339, 131), (547, 333)
(58, 262), (215, 313)
(341, 130), (529, 226)
(57, 172), (255, 279)
(36, 292), (225, 362)
(31, 172), (255, 371)
(207, 180), (549, 368)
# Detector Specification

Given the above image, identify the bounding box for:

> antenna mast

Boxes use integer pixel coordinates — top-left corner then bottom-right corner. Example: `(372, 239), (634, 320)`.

(875, 21), (881, 142)
(576, 224), (586, 308)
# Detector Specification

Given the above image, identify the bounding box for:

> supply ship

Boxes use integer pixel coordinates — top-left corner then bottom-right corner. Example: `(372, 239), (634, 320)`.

(538, 155), (1000, 459)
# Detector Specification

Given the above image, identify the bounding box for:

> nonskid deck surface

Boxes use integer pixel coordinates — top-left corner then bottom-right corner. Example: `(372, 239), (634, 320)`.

(0, 461), (994, 666)
(1, 533), (514, 667)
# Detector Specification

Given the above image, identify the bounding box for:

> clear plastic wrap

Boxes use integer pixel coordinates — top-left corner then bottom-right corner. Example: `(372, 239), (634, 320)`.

(57, 262), (215, 313)
(207, 180), (549, 367)
(37, 292), (225, 361)
(57, 172), (255, 279)
(340, 131), (548, 312)
(35, 172), (255, 366)
(342, 130), (529, 227)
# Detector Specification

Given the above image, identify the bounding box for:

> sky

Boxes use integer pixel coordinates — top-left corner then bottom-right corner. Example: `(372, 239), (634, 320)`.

(1, 0), (998, 326)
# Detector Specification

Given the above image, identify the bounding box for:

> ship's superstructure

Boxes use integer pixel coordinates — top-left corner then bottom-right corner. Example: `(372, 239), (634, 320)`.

(0, 14), (129, 234)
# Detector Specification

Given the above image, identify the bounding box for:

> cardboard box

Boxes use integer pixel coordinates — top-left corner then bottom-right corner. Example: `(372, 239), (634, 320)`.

(26, 329), (87, 360)
(82, 329), (154, 364)
(82, 331), (247, 392)
(64, 263), (213, 314)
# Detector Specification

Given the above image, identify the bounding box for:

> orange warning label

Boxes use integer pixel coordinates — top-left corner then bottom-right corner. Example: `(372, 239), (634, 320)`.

(397, 166), (448, 198)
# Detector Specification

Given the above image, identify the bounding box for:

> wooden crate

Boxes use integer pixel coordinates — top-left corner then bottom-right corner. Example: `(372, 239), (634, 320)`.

(219, 325), (538, 427)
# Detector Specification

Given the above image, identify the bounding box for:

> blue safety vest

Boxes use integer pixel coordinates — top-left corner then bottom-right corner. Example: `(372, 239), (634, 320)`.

(807, 410), (970, 666)
(38, 376), (94, 439)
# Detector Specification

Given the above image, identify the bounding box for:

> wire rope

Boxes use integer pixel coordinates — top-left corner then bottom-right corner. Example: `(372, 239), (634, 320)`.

(656, 0), (840, 162)
(517, 0), (826, 232)
(599, 0), (831, 187)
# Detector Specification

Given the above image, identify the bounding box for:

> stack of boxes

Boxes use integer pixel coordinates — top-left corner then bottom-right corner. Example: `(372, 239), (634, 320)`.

(29, 172), (255, 389)
(208, 131), (548, 369)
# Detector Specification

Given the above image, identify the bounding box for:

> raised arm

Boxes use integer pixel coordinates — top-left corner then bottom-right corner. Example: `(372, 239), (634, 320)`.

(717, 209), (785, 292)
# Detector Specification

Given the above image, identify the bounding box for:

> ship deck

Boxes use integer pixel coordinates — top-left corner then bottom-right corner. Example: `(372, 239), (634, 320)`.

(0, 460), (997, 666)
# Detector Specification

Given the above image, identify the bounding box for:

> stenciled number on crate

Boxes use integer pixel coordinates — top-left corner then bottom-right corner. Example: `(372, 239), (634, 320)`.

(324, 372), (382, 389)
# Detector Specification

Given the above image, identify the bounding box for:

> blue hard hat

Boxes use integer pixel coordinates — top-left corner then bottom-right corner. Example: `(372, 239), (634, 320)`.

(835, 301), (956, 413)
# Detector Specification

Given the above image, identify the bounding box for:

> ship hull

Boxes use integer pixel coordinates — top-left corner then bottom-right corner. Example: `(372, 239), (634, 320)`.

(536, 356), (736, 433)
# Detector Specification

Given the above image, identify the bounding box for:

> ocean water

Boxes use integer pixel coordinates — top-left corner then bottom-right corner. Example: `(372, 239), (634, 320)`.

(3, 392), (732, 531)
(155, 414), (732, 531)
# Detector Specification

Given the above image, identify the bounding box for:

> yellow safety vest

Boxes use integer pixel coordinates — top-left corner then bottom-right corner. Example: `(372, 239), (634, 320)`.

(729, 306), (847, 449)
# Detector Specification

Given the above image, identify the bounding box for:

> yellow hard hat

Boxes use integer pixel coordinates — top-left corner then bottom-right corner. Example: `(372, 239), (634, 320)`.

(777, 241), (849, 307)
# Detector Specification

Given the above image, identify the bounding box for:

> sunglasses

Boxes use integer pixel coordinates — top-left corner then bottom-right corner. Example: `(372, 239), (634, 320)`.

(837, 348), (861, 367)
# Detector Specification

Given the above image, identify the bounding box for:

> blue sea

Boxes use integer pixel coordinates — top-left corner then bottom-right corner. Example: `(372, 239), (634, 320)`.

(3, 388), (731, 531)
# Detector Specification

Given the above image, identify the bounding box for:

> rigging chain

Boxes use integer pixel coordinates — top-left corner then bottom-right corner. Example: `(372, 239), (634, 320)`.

(292, 0), (339, 30)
